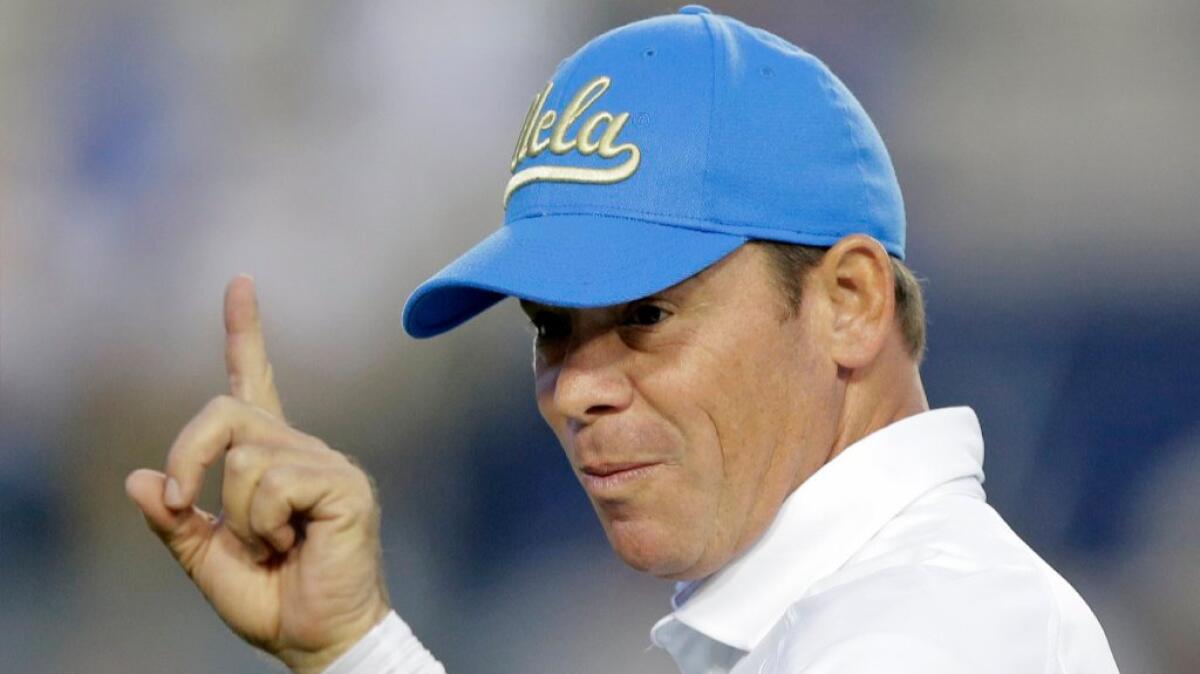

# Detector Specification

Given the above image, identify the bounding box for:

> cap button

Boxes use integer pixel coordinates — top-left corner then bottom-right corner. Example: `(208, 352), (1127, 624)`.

(678, 5), (712, 15)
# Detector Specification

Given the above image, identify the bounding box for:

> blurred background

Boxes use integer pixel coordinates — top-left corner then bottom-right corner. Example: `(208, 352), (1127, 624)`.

(2, 1), (1197, 672)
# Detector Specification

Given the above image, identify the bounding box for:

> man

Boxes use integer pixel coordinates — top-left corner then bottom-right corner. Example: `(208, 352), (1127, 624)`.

(125, 7), (1120, 673)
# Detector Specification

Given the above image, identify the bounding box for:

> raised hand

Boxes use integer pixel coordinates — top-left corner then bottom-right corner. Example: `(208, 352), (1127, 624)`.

(125, 274), (390, 674)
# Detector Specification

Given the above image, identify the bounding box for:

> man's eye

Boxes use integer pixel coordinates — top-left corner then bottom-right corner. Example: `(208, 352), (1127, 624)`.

(624, 303), (668, 327)
(531, 312), (571, 340)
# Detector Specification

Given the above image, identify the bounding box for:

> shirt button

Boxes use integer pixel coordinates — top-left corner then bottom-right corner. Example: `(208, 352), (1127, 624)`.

(678, 5), (712, 15)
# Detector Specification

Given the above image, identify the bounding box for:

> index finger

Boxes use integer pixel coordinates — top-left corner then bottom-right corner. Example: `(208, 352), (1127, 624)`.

(224, 274), (285, 419)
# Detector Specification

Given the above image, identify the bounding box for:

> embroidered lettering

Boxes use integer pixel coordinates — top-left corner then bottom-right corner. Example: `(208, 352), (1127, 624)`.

(505, 76), (641, 207)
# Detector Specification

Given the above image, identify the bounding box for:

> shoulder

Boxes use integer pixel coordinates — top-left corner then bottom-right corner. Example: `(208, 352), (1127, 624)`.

(749, 482), (1118, 673)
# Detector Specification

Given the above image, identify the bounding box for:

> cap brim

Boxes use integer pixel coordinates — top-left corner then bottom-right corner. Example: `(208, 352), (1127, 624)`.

(402, 214), (747, 338)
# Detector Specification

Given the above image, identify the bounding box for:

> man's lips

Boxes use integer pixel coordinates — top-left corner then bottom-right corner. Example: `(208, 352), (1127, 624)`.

(581, 461), (658, 477)
(579, 461), (662, 493)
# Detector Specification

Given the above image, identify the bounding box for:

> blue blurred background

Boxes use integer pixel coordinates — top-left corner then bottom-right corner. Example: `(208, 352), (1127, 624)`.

(1, 1), (1197, 672)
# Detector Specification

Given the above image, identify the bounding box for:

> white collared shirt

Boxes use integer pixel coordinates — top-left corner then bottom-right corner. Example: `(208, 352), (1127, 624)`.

(650, 407), (1119, 674)
(325, 407), (1118, 674)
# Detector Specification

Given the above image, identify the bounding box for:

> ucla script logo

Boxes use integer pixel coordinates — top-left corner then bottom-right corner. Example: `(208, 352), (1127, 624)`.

(505, 76), (641, 207)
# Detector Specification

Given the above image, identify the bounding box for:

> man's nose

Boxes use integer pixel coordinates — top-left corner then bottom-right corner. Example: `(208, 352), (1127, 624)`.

(550, 331), (634, 427)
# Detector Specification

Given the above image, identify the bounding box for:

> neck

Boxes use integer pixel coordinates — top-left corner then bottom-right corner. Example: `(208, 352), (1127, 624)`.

(828, 354), (929, 464)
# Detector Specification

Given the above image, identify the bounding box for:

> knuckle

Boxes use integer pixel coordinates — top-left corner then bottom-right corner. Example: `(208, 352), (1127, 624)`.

(331, 455), (362, 480)
(225, 446), (257, 475)
(227, 374), (248, 396)
(345, 472), (369, 499)
(327, 453), (353, 473)
(297, 432), (332, 455)
(346, 493), (375, 518)
(342, 466), (377, 512)
(206, 394), (238, 415)
(322, 445), (358, 469)
(258, 467), (291, 499)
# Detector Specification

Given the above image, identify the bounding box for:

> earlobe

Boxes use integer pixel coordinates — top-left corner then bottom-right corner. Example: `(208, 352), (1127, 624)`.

(821, 235), (896, 370)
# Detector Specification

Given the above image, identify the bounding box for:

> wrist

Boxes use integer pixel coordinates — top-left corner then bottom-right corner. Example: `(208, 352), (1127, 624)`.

(283, 600), (392, 674)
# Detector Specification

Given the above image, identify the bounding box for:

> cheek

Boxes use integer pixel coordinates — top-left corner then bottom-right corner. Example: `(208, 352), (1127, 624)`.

(685, 326), (804, 517)
(637, 353), (726, 489)
(630, 355), (730, 520)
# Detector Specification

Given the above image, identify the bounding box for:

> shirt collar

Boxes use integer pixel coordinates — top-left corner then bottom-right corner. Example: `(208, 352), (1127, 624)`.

(652, 406), (986, 652)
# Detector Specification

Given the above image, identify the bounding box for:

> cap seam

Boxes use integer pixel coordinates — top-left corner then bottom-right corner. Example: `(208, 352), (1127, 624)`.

(504, 209), (898, 254)
(506, 206), (881, 236)
(507, 209), (733, 233)
(815, 67), (873, 233)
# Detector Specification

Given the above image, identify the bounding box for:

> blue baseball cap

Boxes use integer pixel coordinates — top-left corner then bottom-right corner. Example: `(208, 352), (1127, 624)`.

(402, 5), (904, 339)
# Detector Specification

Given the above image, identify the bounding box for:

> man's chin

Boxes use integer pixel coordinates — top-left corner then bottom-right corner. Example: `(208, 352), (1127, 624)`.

(602, 517), (703, 579)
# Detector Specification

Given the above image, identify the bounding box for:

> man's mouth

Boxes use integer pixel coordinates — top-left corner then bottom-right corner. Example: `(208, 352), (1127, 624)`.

(579, 462), (662, 493)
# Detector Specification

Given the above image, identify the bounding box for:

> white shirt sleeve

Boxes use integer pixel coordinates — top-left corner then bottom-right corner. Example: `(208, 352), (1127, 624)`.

(320, 610), (447, 674)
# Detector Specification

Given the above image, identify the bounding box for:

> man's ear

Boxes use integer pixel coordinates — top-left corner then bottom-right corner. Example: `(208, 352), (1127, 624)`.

(814, 234), (896, 370)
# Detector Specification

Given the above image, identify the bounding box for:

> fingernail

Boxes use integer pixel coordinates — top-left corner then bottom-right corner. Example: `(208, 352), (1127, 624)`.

(165, 477), (184, 509)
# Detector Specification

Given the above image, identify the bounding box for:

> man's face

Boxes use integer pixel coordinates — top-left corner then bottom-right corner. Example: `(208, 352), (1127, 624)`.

(522, 244), (841, 581)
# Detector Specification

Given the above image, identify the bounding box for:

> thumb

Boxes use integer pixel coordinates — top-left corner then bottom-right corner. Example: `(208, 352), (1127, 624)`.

(125, 468), (217, 573)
